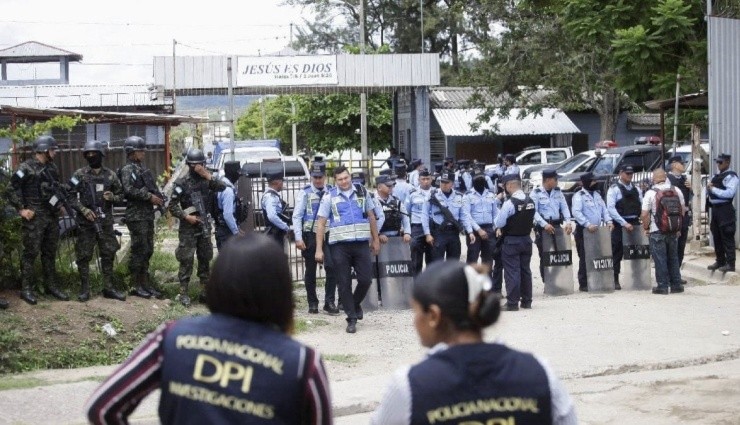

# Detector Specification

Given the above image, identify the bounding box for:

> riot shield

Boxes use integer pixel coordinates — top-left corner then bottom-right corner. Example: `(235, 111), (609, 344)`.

(375, 236), (414, 309)
(352, 265), (380, 312)
(621, 228), (652, 290)
(583, 227), (615, 292)
(542, 227), (574, 295)
(236, 173), (255, 233)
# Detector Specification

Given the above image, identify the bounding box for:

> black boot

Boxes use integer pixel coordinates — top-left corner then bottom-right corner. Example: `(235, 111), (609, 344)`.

(103, 288), (126, 301)
(719, 264), (735, 273)
(708, 262), (723, 271)
(308, 303), (319, 314)
(179, 284), (191, 307)
(140, 274), (163, 299)
(323, 302), (340, 315)
(0, 298), (8, 309)
(47, 286), (70, 301)
(78, 274), (91, 302)
(20, 290), (37, 305)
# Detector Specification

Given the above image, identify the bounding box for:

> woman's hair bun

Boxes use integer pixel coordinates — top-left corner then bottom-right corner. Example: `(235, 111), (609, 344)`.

(473, 291), (501, 328)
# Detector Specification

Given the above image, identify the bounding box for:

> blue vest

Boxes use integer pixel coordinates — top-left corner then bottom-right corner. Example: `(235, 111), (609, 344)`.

(158, 314), (312, 425)
(327, 185), (371, 244)
(408, 343), (552, 425)
(301, 184), (331, 233)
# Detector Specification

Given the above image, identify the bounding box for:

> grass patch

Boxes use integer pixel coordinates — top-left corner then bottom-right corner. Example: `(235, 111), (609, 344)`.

(0, 377), (44, 391)
(323, 354), (360, 364)
(294, 318), (330, 334)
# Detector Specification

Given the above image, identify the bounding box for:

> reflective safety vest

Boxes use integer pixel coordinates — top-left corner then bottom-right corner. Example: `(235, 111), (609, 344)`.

(159, 314), (315, 424)
(408, 343), (552, 425)
(301, 185), (329, 233)
(327, 185), (371, 244)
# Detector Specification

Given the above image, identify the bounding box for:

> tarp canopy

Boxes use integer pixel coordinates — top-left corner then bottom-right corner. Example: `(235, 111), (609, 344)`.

(432, 108), (580, 137)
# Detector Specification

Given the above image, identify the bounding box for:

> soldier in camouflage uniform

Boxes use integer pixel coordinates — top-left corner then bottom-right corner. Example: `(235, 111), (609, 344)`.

(168, 149), (225, 307)
(119, 136), (164, 299)
(67, 141), (127, 302)
(5, 136), (70, 304)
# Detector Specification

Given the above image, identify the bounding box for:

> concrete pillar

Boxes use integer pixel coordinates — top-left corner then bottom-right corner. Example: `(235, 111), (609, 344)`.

(1, 61), (6, 81)
(59, 57), (69, 84)
(412, 87), (431, 166)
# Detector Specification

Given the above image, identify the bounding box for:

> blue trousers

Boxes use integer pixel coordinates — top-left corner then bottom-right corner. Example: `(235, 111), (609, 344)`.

(503, 235), (533, 307)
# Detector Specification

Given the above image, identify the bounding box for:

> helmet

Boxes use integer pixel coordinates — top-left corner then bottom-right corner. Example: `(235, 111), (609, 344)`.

(33, 135), (57, 153)
(82, 140), (106, 157)
(186, 148), (206, 165)
(124, 136), (146, 154)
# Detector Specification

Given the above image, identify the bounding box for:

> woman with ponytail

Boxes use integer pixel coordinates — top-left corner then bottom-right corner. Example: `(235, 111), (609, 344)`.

(371, 261), (577, 425)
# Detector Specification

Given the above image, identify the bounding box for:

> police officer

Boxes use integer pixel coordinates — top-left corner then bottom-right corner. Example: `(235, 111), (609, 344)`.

(293, 159), (340, 315)
(494, 174), (535, 311)
(261, 172), (290, 249)
(374, 175), (411, 242)
(572, 172), (614, 291)
(67, 140), (126, 302)
(454, 160), (471, 192)
(408, 159), (424, 187)
(532, 169), (573, 281)
(214, 162), (242, 251)
(606, 165), (642, 290)
(393, 160), (414, 203)
(315, 166), (381, 334)
(503, 154), (520, 176)
(406, 170), (435, 276)
(667, 155), (692, 271)
(119, 136), (165, 299)
(464, 171), (498, 277)
(423, 171), (466, 262)
(6, 136), (69, 304)
(707, 153), (738, 272)
(169, 149), (226, 307)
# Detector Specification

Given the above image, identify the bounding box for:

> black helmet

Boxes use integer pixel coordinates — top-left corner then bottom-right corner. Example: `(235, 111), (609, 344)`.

(33, 135), (57, 153)
(186, 148), (206, 165)
(83, 140), (106, 157)
(124, 136), (146, 154)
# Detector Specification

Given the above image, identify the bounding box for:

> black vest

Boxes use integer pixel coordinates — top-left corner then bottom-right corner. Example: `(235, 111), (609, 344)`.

(378, 195), (403, 234)
(666, 173), (691, 207)
(614, 183), (641, 217)
(504, 196), (536, 236)
(408, 343), (552, 425)
(159, 314), (314, 424)
(709, 170), (738, 201)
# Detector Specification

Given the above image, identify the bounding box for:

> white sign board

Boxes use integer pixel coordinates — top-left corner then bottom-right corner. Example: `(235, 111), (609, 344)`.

(237, 55), (338, 86)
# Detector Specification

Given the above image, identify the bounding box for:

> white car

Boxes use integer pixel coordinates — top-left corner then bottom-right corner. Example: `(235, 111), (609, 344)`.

(529, 150), (600, 189)
(486, 147), (573, 176)
(215, 146), (283, 174)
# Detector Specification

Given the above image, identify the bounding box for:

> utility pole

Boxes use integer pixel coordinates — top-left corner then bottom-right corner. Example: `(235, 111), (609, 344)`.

(227, 56), (236, 161)
(359, 0), (369, 176)
(291, 98), (297, 156)
(420, 0), (424, 53)
(672, 73), (681, 155)
(260, 97), (267, 139)
(172, 39), (177, 113)
(290, 23), (294, 45)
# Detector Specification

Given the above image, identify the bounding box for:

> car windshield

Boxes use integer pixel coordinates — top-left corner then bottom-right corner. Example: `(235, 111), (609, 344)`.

(234, 150), (280, 162)
(556, 153), (590, 173)
(591, 153), (620, 175)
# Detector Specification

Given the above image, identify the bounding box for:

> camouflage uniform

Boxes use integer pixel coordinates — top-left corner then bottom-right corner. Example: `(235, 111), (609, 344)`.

(168, 173), (225, 295)
(6, 158), (63, 297)
(119, 160), (156, 286)
(67, 166), (124, 295)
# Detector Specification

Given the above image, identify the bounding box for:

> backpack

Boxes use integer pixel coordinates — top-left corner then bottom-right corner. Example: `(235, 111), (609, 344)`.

(653, 185), (683, 234)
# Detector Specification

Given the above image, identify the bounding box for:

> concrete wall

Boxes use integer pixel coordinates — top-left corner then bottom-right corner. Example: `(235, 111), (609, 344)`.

(565, 112), (660, 147)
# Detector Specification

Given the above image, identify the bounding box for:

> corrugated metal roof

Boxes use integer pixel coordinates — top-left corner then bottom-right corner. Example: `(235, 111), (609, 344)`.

(0, 41), (82, 61)
(432, 108), (580, 137)
(430, 87), (552, 109)
(627, 113), (661, 126)
(0, 84), (170, 108)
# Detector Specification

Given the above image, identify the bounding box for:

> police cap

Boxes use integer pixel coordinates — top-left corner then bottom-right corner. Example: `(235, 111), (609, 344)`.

(541, 169), (560, 179)
(668, 155), (684, 165)
(501, 174), (521, 185)
(619, 165), (635, 174)
(504, 154), (516, 163)
(440, 171), (455, 183)
(375, 175), (395, 187)
(310, 161), (326, 177)
(266, 171), (284, 182)
(419, 168), (431, 177)
(580, 172), (594, 183)
(716, 153), (731, 162)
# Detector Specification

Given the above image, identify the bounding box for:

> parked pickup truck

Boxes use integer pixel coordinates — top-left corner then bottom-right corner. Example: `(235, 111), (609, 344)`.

(486, 146), (573, 176)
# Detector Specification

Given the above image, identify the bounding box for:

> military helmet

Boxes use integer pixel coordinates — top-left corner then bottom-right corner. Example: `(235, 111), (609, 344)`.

(83, 140), (106, 157)
(186, 148), (207, 165)
(33, 135), (58, 153)
(124, 136), (147, 154)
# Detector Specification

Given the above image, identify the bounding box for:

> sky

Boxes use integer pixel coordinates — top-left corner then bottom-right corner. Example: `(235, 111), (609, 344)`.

(0, 0), (304, 85)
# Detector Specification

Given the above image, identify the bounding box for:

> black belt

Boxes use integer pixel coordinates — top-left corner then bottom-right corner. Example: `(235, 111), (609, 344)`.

(411, 223), (423, 228)
(477, 223), (493, 228)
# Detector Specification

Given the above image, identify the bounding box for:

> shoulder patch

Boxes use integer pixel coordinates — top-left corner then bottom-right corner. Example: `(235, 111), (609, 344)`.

(69, 176), (80, 187)
(14, 169), (25, 179)
(174, 186), (183, 194)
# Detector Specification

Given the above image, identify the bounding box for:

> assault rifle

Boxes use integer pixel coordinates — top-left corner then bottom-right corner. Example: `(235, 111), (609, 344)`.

(86, 180), (104, 235)
(428, 192), (464, 234)
(42, 166), (74, 220)
(189, 191), (210, 235)
(141, 168), (166, 215)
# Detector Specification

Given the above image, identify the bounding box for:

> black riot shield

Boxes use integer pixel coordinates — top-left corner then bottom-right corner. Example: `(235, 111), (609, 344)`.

(584, 227), (615, 293)
(375, 236), (414, 309)
(542, 227), (574, 295)
(621, 228), (652, 290)
(351, 265), (380, 312)
(236, 173), (255, 233)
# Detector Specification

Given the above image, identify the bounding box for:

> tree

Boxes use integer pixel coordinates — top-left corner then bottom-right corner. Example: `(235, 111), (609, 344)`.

(464, 0), (707, 141)
(235, 93), (393, 155)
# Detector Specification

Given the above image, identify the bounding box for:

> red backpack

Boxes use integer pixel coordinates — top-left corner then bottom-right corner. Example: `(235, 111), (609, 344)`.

(653, 185), (683, 234)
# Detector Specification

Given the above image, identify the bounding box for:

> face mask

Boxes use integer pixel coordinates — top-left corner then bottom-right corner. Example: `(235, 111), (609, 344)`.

(189, 165), (200, 178)
(473, 178), (486, 193)
(86, 153), (102, 169)
(581, 179), (593, 189)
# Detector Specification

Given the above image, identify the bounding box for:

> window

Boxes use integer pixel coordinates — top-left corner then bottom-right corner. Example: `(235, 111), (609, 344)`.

(573, 158), (596, 173)
(110, 124), (147, 145)
(620, 154), (646, 172)
(51, 123), (87, 146)
(519, 152), (541, 165)
(546, 151), (567, 163)
(591, 153), (620, 175)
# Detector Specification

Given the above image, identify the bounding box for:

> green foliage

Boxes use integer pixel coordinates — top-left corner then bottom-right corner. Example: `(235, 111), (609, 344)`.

(236, 93), (393, 155)
(0, 115), (81, 145)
